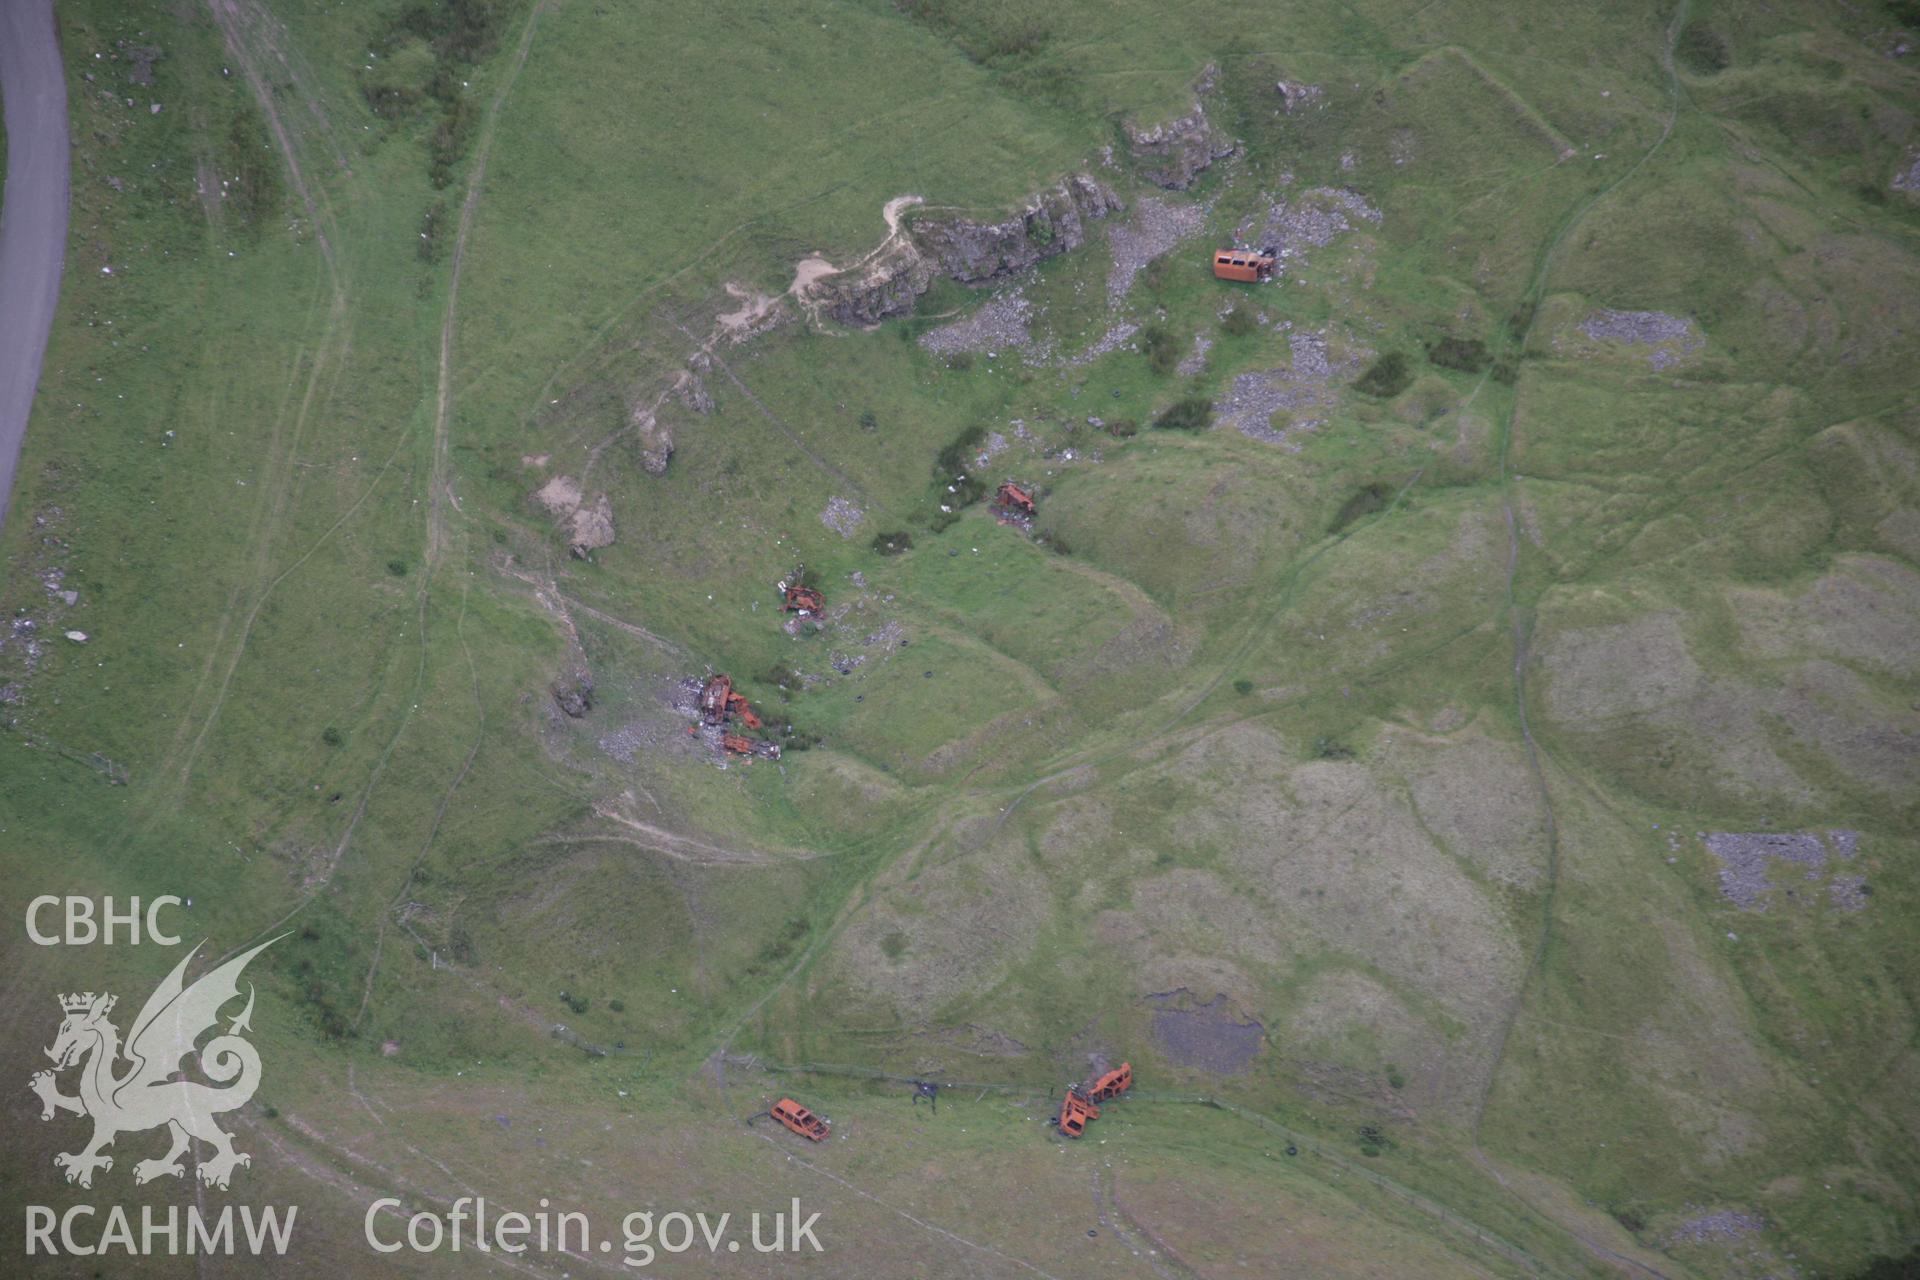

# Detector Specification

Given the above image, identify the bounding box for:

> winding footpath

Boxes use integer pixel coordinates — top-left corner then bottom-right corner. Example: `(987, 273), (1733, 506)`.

(0, 0), (67, 534)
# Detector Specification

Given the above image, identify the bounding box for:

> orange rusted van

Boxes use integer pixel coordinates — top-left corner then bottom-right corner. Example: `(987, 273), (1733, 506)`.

(1087, 1062), (1133, 1102)
(1212, 248), (1276, 282)
(1056, 1089), (1100, 1138)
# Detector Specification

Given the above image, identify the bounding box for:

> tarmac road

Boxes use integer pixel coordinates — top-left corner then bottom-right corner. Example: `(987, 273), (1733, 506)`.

(0, 0), (69, 534)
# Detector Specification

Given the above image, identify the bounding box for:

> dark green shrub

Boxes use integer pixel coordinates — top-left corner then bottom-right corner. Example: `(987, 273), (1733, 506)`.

(1141, 324), (1180, 376)
(1676, 22), (1730, 74)
(387, 558), (409, 576)
(1152, 396), (1213, 431)
(1233, 679), (1254, 695)
(1221, 304), (1258, 337)
(1425, 336), (1489, 373)
(1329, 483), (1389, 533)
(1105, 417), (1138, 438)
(1353, 352), (1412, 398)
(871, 530), (914, 555)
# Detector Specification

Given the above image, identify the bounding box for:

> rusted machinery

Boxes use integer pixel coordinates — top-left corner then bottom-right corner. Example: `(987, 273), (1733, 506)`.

(1212, 247), (1276, 282)
(1056, 1061), (1132, 1138)
(700, 673), (763, 729)
(995, 481), (1036, 517)
(700, 674), (735, 725)
(783, 583), (824, 616)
(770, 1097), (828, 1142)
(722, 732), (780, 761)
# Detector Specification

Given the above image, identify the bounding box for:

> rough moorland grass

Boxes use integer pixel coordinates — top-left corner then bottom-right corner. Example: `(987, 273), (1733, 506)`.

(3, 0), (1918, 1273)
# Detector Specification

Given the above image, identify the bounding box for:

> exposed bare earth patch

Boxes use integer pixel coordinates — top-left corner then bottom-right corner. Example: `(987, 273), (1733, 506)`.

(1149, 993), (1265, 1075)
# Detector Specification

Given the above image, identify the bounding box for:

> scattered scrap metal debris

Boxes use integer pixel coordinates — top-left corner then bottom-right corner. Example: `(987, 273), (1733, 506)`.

(992, 481), (1036, 528)
(696, 673), (780, 760)
(775, 583), (821, 617)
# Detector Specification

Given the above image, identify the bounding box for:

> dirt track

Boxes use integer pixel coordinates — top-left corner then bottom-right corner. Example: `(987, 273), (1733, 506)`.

(0, 0), (68, 534)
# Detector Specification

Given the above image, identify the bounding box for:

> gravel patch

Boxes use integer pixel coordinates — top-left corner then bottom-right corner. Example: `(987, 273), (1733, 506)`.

(1578, 309), (1704, 370)
(1669, 1209), (1765, 1246)
(1893, 148), (1920, 194)
(820, 496), (866, 538)
(1238, 187), (1382, 280)
(1176, 332), (1213, 376)
(1061, 321), (1140, 368)
(864, 620), (905, 651)
(973, 431), (1009, 468)
(1829, 873), (1870, 911)
(919, 289), (1037, 357)
(1106, 197), (1207, 306)
(1701, 830), (1873, 911)
(1214, 329), (1360, 448)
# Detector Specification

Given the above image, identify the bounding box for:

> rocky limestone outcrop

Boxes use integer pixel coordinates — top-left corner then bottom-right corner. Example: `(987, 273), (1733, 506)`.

(568, 494), (615, 559)
(914, 174), (1123, 283)
(1124, 64), (1237, 190)
(631, 401), (675, 476)
(532, 474), (616, 558)
(552, 677), (594, 718)
(812, 174), (1122, 326)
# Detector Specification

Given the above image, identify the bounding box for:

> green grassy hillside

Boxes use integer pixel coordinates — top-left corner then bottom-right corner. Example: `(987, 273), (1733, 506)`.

(2, 0), (1916, 1274)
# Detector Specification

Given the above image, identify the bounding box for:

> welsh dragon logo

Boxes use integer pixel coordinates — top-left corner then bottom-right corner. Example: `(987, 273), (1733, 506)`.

(28, 937), (280, 1190)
